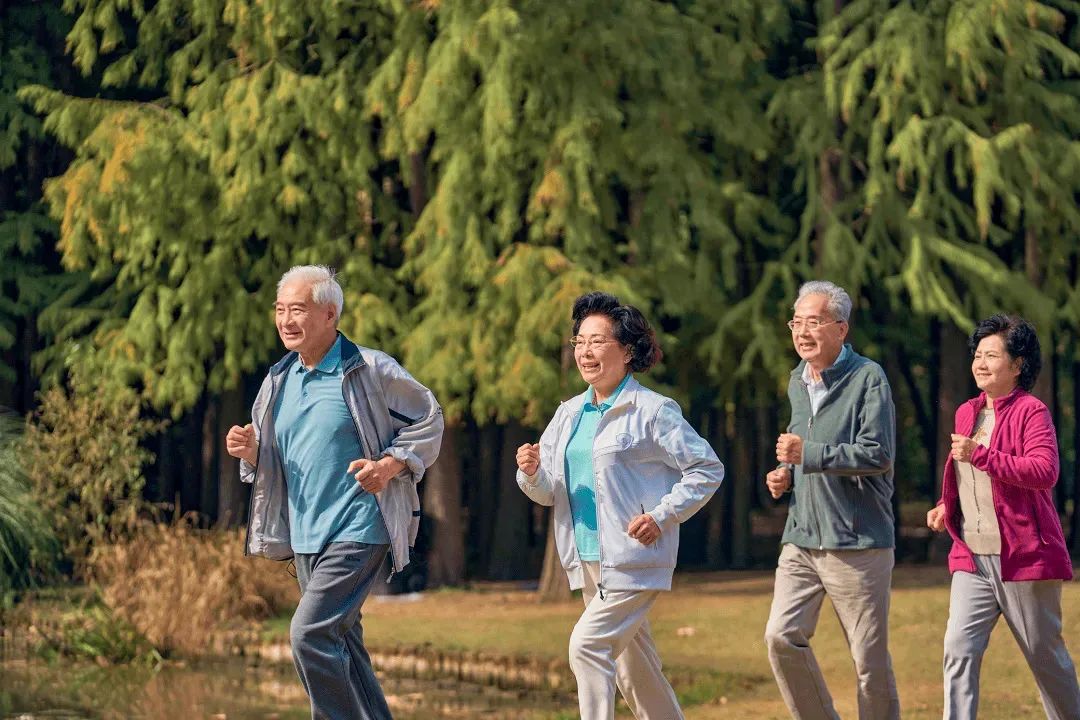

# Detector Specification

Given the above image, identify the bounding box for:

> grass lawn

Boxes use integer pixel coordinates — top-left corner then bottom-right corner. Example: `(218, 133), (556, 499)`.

(318, 564), (1080, 719)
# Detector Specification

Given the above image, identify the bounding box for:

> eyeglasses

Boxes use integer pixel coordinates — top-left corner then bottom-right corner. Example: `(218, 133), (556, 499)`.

(569, 335), (618, 350)
(787, 318), (841, 332)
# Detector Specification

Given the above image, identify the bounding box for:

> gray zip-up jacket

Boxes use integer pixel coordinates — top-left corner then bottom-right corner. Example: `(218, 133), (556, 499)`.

(241, 334), (444, 573)
(781, 345), (896, 550)
(517, 376), (724, 592)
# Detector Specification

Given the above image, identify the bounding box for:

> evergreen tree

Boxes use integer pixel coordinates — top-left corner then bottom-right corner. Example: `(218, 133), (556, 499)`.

(0, 1), (81, 406)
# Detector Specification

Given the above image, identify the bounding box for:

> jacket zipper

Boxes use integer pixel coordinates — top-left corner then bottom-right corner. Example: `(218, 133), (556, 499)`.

(590, 402), (630, 601)
(584, 404), (606, 600)
(801, 382), (824, 550)
(342, 367), (398, 582)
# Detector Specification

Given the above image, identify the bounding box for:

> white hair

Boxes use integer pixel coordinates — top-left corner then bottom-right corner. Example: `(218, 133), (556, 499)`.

(795, 280), (852, 322)
(277, 265), (344, 325)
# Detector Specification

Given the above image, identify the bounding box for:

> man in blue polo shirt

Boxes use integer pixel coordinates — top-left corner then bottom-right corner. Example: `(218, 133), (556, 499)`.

(226, 265), (443, 720)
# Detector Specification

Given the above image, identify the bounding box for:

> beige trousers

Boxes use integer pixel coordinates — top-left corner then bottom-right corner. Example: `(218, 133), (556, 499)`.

(568, 562), (683, 720)
(764, 544), (900, 720)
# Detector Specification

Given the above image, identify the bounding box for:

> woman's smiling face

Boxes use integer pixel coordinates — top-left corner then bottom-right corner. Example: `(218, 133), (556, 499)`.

(573, 315), (630, 394)
(971, 333), (1021, 399)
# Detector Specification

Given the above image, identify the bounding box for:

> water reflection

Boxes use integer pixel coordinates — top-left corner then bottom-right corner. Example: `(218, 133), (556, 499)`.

(0, 659), (570, 719)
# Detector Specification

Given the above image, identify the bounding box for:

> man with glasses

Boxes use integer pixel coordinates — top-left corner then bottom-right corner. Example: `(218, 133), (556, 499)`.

(763, 280), (900, 720)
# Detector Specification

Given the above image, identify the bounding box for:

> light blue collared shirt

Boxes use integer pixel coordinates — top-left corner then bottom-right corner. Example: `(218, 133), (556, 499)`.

(273, 335), (389, 553)
(564, 373), (632, 561)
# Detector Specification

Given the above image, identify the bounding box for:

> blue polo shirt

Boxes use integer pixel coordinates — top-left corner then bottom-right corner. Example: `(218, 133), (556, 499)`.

(273, 336), (389, 553)
(564, 373), (631, 561)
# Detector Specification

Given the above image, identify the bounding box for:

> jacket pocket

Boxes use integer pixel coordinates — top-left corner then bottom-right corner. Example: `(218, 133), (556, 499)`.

(596, 477), (674, 570)
(1032, 500), (1047, 546)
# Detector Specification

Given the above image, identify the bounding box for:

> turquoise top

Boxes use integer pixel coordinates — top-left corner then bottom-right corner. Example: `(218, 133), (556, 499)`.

(564, 373), (632, 561)
(273, 335), (390, 553)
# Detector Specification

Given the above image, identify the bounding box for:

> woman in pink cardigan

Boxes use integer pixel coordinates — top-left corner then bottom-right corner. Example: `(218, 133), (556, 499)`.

(927, 315), (1080, 719)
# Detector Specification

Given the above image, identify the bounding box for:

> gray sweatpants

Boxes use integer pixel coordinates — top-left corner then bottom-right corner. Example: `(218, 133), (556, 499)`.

(943, 554), (1080, 720)
(568, 562), (683, 720)
(292, 541), (391, 720)
(764, 543), (900, 720)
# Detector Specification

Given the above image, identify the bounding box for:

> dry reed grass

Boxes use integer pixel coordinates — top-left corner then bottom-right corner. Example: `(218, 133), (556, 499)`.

(89, 520), (298, 656)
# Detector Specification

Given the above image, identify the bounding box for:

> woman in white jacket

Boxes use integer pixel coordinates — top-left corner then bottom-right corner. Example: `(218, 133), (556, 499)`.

(516, 291), (725, 720)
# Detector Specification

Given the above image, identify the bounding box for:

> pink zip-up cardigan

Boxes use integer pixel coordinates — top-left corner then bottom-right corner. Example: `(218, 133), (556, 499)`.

(938, 387), (1073, 581)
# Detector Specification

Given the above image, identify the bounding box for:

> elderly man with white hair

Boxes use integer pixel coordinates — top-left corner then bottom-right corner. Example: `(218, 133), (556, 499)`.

(226, 265), (443, 720)
(763, 280), (900, 720)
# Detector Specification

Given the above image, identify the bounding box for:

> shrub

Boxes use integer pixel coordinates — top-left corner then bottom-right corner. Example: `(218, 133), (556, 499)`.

(37, 604), (161, 666)
(89, 520), (298, 656)
(0, 414), (58, 596)
(22, 370), (162, 571)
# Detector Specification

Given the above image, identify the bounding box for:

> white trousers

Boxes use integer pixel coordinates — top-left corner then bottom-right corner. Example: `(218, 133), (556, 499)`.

(568, 562), (683, 720)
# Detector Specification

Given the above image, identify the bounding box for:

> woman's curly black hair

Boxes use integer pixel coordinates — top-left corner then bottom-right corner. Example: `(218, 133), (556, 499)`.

(968, 314), (1041, 392)
(571, 292), (663, 373)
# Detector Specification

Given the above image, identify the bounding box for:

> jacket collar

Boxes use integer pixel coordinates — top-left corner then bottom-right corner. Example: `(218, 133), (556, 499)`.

(966, 385), (1026, 414)
(790, 343), (858, 388)
(269, 332), (366, 376)
(564, 374), (643, 416)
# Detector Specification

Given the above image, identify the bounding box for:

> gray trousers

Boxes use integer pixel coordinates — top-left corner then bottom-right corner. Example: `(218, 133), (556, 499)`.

(943, 554), (1080, 720)
(764, 543), (900, 720)
(292, 541), (392, 720)
(568, 562), (683, 720)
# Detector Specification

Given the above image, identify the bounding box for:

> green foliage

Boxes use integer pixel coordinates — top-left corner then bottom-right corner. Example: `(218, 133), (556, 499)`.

(21, 369), (162, 569)
(0, 2), (73, 384)
(771, 0), (1080, 331)
(41, 604), (161, 666)
(17, 2), (412, 416)
(8, 0), (1080, 518)
(17, 0), (796, 425)
(0, 414), (58, 595)
(367, 1), (796, 419)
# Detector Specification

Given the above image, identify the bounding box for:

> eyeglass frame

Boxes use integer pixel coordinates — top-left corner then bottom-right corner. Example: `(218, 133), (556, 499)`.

(568, 334), (621, 350)
(786, 317), (844, 332)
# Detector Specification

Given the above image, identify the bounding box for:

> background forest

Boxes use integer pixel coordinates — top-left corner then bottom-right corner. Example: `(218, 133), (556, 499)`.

(3, 0), (1080, 600)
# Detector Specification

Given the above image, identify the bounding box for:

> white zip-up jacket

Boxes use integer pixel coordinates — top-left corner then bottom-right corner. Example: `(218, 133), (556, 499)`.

(517, 376), (724, 591)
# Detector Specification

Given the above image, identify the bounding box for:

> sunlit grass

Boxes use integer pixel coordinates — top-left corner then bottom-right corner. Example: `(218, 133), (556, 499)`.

(287, 565), (1080, 719)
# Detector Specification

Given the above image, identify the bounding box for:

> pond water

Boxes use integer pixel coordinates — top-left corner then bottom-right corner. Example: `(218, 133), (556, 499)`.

(0, 658), (571, 719)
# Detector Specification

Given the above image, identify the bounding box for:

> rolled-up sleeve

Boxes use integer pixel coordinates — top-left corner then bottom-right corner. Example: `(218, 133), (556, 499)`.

(374, 353), (444, 483)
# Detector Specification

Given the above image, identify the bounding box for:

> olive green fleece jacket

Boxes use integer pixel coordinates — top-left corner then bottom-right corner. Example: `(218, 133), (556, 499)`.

(781, 344), (896, 550)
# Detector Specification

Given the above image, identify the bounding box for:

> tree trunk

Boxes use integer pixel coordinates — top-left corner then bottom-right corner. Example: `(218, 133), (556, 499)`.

(200, 395), (220, 523)
(705, 406), (726, 568)
(422, 422), (466, 587)
(470, 423), (500, 573)
(216, 385), (248, 527)
(813, 0), (847, 271)
(179, 401), (204, 516)
(537, 510), (571, 602)
(934, 322), (971, 497)
(728, 402), (752, 569)
(487, 423), (532, 579)
(895, 341), (937, 499)
(408, 152), (428, 220)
